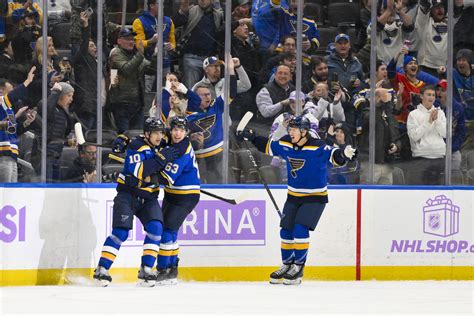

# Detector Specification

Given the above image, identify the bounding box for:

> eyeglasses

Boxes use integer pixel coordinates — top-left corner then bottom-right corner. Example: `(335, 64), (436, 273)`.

(83, 150), (97, 155)
(199, 93), (212, 97)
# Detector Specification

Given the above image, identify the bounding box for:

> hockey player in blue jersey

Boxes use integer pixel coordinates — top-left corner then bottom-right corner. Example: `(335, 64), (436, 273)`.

(154, 116), (201, 285)
(93, 117), (179, 287)
(236, 115), (357, 285)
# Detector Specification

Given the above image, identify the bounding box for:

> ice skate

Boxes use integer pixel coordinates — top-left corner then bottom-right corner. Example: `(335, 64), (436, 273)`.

(155, 268), (170, 286)
(269, 263), (291, 284)
(283, 264), (304, 285)
(137, 265), (157, 287)
(93, 266), (112, 287)
(166, 264), (178, 285)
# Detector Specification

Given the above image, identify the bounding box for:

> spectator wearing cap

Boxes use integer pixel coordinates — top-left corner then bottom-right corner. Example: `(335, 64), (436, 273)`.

(275, 0), (321, 55)
(192, 55), (250, 99)
(108, 28), (157, 133)
(453, 48), (474, 150)
(30, 82), (75, 183)
(8, 0), (42, 27)
(327, 33), (365, 95)
(373, 0), (414, 66)
(232, 0), (251, 22)
(435, 79), (466, 170)
(11, 9), (41, 64)
(305, 82), (345, 126)
(173, 0), (224, 89)
(415, 0), (465, 77)
(406, 85), (446, 185)
(187, 58), (238, 184)
(256, 64), (295, 133)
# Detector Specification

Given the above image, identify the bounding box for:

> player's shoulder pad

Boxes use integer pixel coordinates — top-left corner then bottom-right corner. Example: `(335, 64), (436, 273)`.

(128, 136), (150, 151)
(277, 135), (293, 144)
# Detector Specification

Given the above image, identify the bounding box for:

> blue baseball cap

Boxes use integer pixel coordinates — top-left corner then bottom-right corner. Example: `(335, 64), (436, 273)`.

(335, 33), (350, 43)
(118, 28), (136, 38)
(203, 56), (224, 69)
(403, 55), (417, 67)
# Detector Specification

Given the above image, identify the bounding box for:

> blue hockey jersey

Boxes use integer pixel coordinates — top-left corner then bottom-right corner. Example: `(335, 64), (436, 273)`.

(265, 135), (343, 203)
(160, 137), (200, 198)
(116, 136), (166, 198)
(252, 0), (288, 50)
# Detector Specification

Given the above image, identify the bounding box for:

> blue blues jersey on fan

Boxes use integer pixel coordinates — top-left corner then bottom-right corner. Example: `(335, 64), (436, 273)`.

(278, 13), (321, 49)
(252, 0), (288, 50)
(187, 96), (226, 159)
(160, 137), (200, 198)
(265, 135), (342, 203)
(116, 136), (165, 199)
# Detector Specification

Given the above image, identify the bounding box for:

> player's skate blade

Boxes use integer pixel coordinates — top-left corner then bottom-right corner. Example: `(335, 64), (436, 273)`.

(93, 266), (112, 287)
(269, 264), (291, 284)
(137, 266), (157, 287)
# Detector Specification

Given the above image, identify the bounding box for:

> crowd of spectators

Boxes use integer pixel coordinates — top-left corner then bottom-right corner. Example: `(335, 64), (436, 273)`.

(0, 0), (473, 185)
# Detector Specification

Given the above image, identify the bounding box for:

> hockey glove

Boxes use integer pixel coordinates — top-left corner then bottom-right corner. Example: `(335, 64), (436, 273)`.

(235, 128), (256, 142)
(111, 134), (130, 153)
(154, 146), (179, 169)
(342, 145), (358, 160)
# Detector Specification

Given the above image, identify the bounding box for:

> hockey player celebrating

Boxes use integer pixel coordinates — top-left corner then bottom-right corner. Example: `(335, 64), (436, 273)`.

(155, 116), (201, 285)
(93, 117), (179, 287)
(236, 115), (357, 285)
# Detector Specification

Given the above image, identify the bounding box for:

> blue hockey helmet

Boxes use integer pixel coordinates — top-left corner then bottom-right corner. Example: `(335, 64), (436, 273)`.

(288, 115), (311, 131)
(169, 116), (189, 132)
(144, 117), (165, 133)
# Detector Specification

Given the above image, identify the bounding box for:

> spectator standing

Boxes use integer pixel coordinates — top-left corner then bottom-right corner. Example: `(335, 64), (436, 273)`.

(30, 82), (74, 183)
(11, 10), (41, 64)
(173, 0), (223, 89)
(406, 85), (446, 185)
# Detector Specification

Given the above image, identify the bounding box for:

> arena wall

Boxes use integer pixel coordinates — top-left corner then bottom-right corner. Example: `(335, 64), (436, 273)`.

(0, 184), (472, 286)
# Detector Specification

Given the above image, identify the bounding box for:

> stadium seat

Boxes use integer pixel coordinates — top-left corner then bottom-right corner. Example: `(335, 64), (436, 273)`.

(306, 0), (327, 5)
(18, 131), (35, 160)
(59, 147), (79, 176)
(304, 3), (324, 25)
(85, 129), (118, 145)
(465, 150), (474, 170)
(327, 2), (360, 27)
(258, 165), (281, 184)
(102, 164), (123, 183)
(317, 27), (340, 50)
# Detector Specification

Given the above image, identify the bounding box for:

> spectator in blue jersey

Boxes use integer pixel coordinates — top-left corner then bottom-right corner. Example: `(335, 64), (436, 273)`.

(187, 57), (238, 184)
(236, 115), (357, 285)
(173, 0), (224, 89)
(94, 117), (179, 287)
(327, 33), (365, 95)
(453, 48), (474, 150)
(251, 0), (288, 53)
(8, 0), (42, 27)
(0, 69), (36, 183)
(192, 55), (251, 99)
(276, 0), (320, 54)
(155, 116), (201, 285)
(436, 79), (466, 171)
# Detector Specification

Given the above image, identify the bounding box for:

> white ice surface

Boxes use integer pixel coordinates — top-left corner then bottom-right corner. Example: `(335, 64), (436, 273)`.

(1, 280), (473, 316)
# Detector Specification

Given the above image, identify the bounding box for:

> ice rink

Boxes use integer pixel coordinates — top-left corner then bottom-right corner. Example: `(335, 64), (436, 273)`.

(1, 280), (473, 315)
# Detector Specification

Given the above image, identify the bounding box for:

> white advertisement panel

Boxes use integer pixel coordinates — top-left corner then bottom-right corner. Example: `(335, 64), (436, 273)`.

(0, 186), (357, 271)
(361, 189), (474, 266)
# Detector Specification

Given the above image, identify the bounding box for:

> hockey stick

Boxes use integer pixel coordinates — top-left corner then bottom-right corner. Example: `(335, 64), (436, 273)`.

(107, 154), (244, 205)
(74, 123), (112, 148)
(236, 112), (284, 218)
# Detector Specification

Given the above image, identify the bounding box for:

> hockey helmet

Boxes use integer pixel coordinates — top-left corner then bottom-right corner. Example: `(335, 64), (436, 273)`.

(288, 115), (311, 131)
(169, 116), (189, 132)
(144, 117), (165, 133)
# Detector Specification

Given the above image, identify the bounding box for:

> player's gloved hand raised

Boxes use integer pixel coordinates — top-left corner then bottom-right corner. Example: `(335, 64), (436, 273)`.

(235, 128), (256, 142)
(154, 146), (179, 168)
(342, 145), (358, 160)
(111, 134), (130, 153)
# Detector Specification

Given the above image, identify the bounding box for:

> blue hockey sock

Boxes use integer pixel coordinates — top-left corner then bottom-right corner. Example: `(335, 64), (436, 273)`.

(169, 231), (179, 267)
(280, 228), (295, 264)
(98, 228), (129, 270)
(157, 229), (177, 269)
(141, 220), (163, 268)
(293, 224), (310, 265)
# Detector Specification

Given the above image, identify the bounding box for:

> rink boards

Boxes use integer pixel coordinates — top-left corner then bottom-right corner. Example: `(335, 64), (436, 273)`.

(0, 184), (473, 285)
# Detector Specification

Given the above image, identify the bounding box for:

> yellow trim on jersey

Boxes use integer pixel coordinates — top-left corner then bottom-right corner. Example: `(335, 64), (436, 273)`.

(101, 252), (116, 261)
(143, 250), (158, 257)
(281, 242), (294, 250)
(164, 187), (201, 195)
(294, 243), (310, 250)
(137, 145), (150, 152)
(160, 171), (173, 186)
(0, 146), (19, 155)
(137, 164), (144, 179)
(279, 141), (293, 148)
(288, 190), (328, 197)
(265, 140), (272, 155)
(4, 94), (13, 108)
(185, 143), (192, 154)
(158, 249), (179, 256)
(302, 146), (319, 151)
(196, 146), (223, 158)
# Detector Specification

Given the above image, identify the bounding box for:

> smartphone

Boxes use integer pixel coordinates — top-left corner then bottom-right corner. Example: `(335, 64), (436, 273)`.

(332, 72), (338, 82)
(84, 7), (93, 18)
